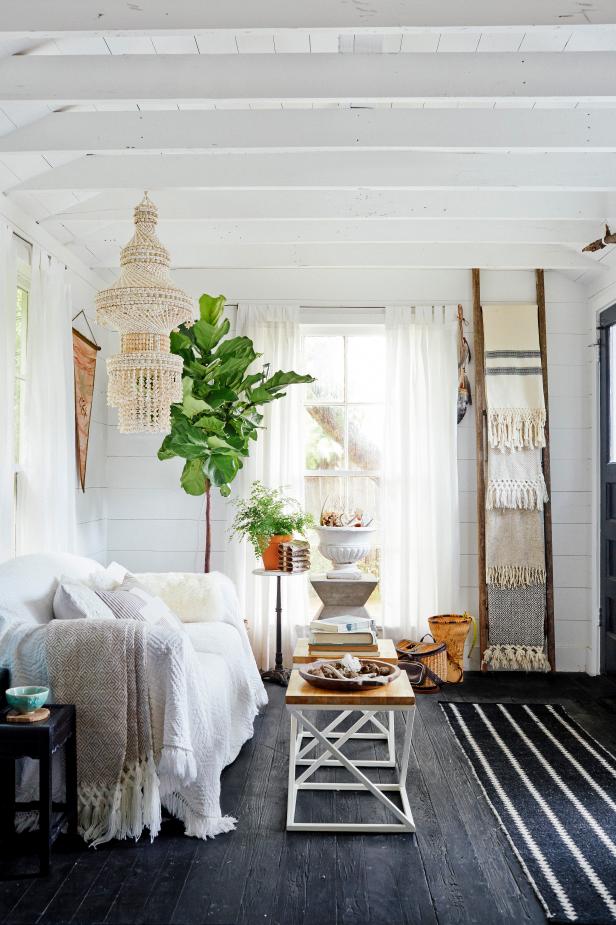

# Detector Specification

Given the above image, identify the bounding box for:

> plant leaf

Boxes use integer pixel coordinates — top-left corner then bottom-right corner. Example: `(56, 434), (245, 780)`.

(262, 370), (315, 392)
(165, 415), (211, 460)
(205, 452), (239, 486)
(194, 414), (226, 435)
(181, 458), (207, 495)
(199, 293), (226, 325)
(181, 376), (209, 419)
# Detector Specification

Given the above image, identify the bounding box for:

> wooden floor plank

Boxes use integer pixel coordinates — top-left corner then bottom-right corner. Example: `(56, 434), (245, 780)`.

(3, 673), (616, 925)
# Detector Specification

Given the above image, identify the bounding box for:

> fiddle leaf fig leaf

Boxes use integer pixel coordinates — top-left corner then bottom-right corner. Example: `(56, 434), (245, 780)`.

(181, 377), (209, 419)
(199, 293), (226, 325)
(181, 458), (207, 496)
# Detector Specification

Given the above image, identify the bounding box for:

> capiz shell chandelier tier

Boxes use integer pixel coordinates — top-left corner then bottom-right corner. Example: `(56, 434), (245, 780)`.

(95, 192), (194, 434)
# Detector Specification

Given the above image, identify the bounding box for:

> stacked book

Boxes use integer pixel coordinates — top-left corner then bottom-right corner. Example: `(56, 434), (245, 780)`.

(278, 539), (310, 573)
(308, 615), (378, 654)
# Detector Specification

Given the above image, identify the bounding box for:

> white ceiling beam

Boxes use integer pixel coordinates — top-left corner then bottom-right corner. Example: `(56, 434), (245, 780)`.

(77, 241), (598, 271)
(1, 1), (613, 32)
(5, 109), (616, 155)
(1, 53), (616, 104)
(11, 152), (616, 192)
(53, 218), (605, 247)
(41, 189), (616, 223)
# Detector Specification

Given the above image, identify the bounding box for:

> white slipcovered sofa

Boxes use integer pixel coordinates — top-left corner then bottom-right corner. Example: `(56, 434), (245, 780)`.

(0, 553), (268, 841)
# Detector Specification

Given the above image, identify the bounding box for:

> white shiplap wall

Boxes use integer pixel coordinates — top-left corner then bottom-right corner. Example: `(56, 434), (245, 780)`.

(105, 267), (592, 671)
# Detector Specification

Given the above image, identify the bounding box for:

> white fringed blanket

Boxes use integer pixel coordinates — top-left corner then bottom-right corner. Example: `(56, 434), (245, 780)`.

(1, 600), (267, 843)
(483, 304), (546, 451)
(486, 448), (548, 511)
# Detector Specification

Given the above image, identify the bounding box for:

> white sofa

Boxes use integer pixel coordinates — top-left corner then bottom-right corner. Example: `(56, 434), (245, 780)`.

(0, 553), (268, 840)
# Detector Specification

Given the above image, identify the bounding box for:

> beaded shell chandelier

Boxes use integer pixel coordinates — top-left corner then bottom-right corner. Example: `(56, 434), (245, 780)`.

(96, 193), (194, 434)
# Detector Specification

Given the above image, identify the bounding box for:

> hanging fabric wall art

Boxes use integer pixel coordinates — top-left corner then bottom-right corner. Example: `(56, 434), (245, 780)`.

(95, 193), (194, 434)
(72, 324), (100, 492)
(482, 303), (550, 672)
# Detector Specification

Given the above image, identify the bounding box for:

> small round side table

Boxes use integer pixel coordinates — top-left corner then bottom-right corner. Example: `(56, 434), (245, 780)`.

(253, 568), (307, 687)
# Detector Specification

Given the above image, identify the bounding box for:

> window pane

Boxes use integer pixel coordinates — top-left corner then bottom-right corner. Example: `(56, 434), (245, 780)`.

(305, 406), (344, 470)
(347, 335), (385, 402)
(15, 287), (28, 378)
(348, 405), (383, 471)
(304, 336), (344, 402)
(305, 475), (346, 523)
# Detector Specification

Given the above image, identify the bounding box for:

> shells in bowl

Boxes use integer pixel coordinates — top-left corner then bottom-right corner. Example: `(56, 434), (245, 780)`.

(300, 655), (400, 691)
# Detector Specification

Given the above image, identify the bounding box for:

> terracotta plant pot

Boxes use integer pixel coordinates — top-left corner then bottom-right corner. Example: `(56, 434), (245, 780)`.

(260, 534), (292, 571)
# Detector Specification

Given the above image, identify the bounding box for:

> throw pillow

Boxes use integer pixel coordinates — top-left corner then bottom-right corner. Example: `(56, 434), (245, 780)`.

(135, 572), (224, 624)
(88, 561), (128, 592)
(95, 576), (185, 633)
(53, 579), (115, 621)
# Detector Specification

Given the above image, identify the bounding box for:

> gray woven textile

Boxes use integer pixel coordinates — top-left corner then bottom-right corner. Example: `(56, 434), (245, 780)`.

(486, 508), (546, 588)
(486, 584), (546, 646)
(46, 619), (161, 846)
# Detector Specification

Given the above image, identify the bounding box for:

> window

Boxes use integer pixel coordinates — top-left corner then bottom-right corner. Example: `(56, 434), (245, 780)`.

(302, 328), (385, 586)
(14, 284), (29, 467)
(12, 255), (31, 554)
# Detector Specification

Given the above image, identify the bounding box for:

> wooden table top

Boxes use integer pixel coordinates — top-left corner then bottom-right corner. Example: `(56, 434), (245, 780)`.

(285, 669), (415, 706)
(293, 637), (398, 664)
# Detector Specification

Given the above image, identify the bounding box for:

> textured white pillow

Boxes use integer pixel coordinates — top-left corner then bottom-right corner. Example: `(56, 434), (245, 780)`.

(53, 579), (115, 621)
(105, 575), (186, 633)
(135, 572), (224, 624)
(88, 561), (128, 592)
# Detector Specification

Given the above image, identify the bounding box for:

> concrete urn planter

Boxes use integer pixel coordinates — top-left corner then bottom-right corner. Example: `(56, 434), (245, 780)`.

(313, 525), (376, 579)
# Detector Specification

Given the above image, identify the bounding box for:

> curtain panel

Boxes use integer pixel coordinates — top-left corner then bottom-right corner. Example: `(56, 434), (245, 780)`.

(225, 304), (308, 670)
(380, 305), (460, 641)
(16, 247), (77, 556)
(0, 224), (16, 562)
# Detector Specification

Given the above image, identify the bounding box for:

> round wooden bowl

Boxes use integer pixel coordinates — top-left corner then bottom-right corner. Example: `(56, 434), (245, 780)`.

(299, 658), (400, 692)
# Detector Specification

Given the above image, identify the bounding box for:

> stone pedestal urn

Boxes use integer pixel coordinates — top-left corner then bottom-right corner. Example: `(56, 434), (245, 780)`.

(313, 525), (376, 580)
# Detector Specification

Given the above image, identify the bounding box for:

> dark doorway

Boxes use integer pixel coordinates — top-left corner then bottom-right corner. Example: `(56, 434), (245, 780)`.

(599, 303), (616, 675)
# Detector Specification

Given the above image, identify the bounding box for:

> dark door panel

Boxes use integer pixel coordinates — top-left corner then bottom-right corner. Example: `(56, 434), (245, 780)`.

(600, 303), (616, 675)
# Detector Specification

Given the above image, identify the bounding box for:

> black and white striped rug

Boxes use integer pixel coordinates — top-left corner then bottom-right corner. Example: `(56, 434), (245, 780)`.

(440, 703), (616, 924)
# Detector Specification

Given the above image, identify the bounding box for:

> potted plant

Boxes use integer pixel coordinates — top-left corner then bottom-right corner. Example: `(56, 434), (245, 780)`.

(230, 481), (313, 570)
(157, 294), (314, 571)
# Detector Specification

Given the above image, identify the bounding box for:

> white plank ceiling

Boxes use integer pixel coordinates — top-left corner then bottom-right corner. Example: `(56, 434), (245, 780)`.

(1, 2), (616, 280)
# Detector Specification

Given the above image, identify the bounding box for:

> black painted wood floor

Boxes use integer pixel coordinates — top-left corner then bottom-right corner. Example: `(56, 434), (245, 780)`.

(1, 672), (616, 925)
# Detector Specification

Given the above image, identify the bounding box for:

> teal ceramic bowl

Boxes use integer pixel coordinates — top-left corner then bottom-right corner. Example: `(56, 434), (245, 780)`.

(6, 686), (49, 714)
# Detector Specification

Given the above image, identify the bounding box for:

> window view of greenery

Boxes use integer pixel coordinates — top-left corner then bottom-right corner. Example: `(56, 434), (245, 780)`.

(14, 286), (28, 467)
(302, 332), (385, 613)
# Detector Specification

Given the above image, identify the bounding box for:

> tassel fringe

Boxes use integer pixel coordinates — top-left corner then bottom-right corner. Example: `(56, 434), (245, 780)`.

(163, 792), (237, 840)
(486, 478), (548, 511)
(482, 644), (551, 672)
(79, 752), (161, 847)
(486, 565), (546, 588)
(488, 408), (546, 451)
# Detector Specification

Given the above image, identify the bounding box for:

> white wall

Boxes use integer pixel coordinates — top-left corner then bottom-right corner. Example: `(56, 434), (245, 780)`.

(105, 266), (592, 671)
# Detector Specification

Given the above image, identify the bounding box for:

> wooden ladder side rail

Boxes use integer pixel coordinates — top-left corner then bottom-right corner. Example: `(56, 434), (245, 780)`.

(471, 268), (489, 669)
(535, 268), (556, 672)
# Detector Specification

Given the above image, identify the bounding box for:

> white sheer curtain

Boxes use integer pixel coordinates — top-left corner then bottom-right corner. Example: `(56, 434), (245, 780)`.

(380, 305), (459, 641)
(16, 247), (77, 555)
(225, 304), (307, 670)
(0, 224), (16, 562)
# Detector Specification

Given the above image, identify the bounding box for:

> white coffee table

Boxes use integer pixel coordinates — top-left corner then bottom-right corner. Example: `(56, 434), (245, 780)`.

(285, 669), (416, 833)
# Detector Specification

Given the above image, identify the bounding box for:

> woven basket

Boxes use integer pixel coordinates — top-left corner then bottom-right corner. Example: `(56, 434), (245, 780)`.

(396, 635), (447, 694)
(428, 613), (475, 684)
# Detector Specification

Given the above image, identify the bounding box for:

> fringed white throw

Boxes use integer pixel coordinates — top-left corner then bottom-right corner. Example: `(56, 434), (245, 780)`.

(483, 303), (546, 451)
(486, 509), (546, 588)
(46, 619), (161, 846)
(486, 448), (548, 511)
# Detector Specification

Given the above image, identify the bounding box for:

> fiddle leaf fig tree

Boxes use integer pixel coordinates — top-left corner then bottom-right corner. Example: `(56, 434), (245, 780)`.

(158, 293), (314, 571)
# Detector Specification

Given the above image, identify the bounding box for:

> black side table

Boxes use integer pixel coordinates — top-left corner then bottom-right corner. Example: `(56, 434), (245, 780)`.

(0, 704), (78, 874)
